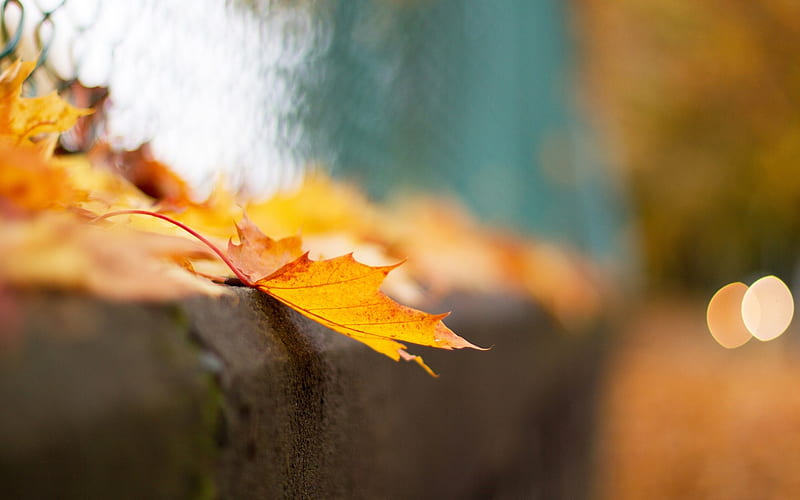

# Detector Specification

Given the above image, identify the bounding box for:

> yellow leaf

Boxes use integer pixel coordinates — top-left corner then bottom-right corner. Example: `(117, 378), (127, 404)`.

(0, 60), (93, 213)
(246, 170), (376, 239)
(0, 141), (80, 212)
(0, 60), (91, 145)
(227, 218), (485, 376)
(0, 213), (223, 301)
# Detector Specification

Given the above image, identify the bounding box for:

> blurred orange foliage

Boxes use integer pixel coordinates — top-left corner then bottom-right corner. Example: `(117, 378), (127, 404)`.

(574, 0), (800, 287)
(596, 301), (800, 499)
(0, 60), (225, 302)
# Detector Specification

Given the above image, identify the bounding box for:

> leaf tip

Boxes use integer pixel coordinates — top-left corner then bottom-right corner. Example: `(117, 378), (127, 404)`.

(433, 319), (488, 351)
(399, 349), (439, 377)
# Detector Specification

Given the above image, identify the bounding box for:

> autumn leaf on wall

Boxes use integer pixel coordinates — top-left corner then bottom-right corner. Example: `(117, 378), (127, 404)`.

(97, 211), (484, 376)
(228, 217), (485, 377)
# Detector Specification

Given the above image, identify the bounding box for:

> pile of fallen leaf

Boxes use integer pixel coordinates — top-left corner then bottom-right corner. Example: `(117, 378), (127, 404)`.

(0, 60), (604, 375)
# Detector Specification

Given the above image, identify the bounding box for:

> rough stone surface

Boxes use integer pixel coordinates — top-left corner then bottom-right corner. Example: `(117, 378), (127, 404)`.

(0, 287), (605, 499)
(0, 291), (215, 500)
(184, 288), (606, 500)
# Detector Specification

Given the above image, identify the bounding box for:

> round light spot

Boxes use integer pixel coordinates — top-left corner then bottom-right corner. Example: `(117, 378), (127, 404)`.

(741, 275), (794, 341)
(707, 282), (752, 348)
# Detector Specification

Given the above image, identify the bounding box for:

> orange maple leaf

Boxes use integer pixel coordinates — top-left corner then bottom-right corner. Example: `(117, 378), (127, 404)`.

(98, 211), (484, 376)
(227, 218), (484, 376)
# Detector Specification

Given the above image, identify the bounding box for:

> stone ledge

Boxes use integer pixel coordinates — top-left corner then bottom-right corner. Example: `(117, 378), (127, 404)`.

(1, 287), (606, 499)
(0, 292), (215, 500)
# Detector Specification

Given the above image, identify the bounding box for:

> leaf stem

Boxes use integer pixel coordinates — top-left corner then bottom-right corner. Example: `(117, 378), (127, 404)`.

(92, 209), (253, 285)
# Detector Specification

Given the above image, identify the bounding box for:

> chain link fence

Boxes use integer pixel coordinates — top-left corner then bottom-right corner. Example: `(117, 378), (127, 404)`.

(1, 0), (314, 196)
(0, 0), (102, 91)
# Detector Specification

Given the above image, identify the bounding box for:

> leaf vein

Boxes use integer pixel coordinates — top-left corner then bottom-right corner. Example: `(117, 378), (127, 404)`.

(261, 271), (379, 289)
(308, 302), (386, 311)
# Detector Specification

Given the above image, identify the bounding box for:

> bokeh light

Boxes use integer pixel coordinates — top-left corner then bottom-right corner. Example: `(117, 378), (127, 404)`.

(707, 276), (795, 347)
(706, 282), (751, 348)
(741, 275), (794, 342)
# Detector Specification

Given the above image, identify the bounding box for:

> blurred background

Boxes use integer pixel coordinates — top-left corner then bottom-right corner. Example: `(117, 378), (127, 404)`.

(7, 0), (800, 497)
(272, 3), (800, 495)
(574, 1), (800, 498)
(302, 0), (800, 496)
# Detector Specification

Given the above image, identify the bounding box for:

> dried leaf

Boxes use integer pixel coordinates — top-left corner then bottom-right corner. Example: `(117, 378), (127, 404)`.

(0, 60), (93, 213)
(302, 233), (425, 306)
(0, 142), (80, 213)
(0, 213), (223, 301)
(0, 60), (91, 146)
(246, 170), (376, 239)
(227, 218), (485, 376)
(226, 217), (303, 282)
(89, 142), (193, 204)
